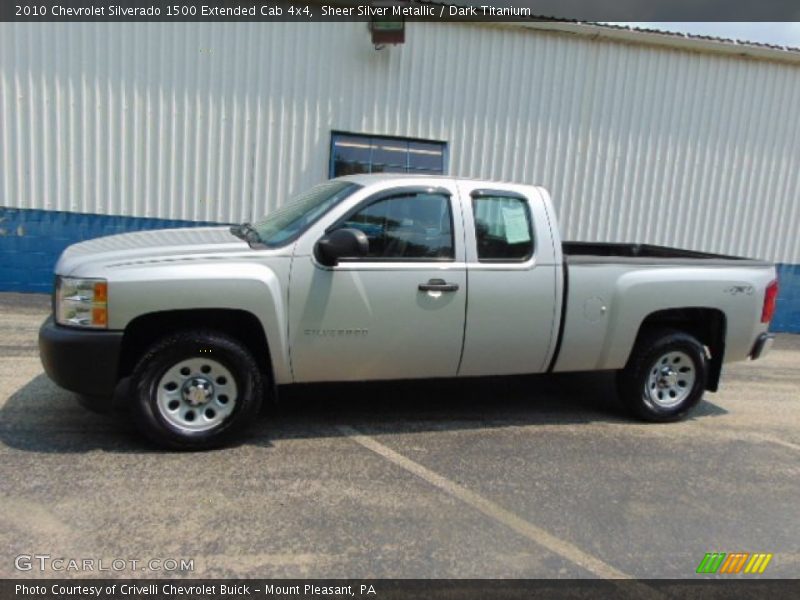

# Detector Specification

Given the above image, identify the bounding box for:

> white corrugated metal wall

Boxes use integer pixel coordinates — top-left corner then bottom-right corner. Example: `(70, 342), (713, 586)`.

(1, 21), (799, 264)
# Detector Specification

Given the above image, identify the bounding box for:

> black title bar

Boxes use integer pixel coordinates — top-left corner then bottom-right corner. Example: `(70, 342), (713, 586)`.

(4, 0), (800, 22)
(4, 579), (800, 600)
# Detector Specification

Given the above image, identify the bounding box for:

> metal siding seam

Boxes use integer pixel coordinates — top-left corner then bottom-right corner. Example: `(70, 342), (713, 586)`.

(756, 71), (789, 260)
(15, 25), (28, 213)
(0, 27), (11, 210)
(744, 65), (779, 259)
(715, 60), (751, 255)
(677, 54), (704, 250)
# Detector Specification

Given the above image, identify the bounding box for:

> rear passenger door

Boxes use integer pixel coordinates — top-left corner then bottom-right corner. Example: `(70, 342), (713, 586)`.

(457, 183), (560, 376)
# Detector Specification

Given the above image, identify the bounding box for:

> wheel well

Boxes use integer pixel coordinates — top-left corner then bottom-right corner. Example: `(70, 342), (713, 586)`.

(635, 308), (727, 392)
(118, 309), (273, 384)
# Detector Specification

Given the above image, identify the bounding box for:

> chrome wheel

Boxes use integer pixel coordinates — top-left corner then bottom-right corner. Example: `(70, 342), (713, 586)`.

(156, 358), (238, 432)
(643, 350), (696, 409)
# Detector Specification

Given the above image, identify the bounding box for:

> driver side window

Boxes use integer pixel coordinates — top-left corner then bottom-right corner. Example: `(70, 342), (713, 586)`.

(338, 192), (454, 260)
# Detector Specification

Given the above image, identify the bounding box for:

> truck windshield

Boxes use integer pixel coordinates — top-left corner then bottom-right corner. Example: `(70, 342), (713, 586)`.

(245, 180), (361, 248)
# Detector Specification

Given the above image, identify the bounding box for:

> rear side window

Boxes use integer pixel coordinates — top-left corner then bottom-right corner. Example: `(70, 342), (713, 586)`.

(472, 194), (534, 261)
(338, 192), (454, 260)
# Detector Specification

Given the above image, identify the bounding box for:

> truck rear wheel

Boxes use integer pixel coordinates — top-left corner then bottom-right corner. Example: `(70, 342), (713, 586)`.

(617, 328), (707, 422)
(130, 330), (263, 449)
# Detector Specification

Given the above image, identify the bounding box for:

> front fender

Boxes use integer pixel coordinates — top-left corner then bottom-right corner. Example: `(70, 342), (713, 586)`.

(105, 259), (292, 384)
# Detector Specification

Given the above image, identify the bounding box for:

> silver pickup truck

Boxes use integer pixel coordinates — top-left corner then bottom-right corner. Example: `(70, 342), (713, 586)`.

(39, 175), (778, 449)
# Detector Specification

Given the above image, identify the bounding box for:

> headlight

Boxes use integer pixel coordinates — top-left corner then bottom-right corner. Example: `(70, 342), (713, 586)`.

(55, 276), (108, 328)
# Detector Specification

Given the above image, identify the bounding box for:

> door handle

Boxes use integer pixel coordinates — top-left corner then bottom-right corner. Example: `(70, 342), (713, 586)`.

(418, 278), (459, 292)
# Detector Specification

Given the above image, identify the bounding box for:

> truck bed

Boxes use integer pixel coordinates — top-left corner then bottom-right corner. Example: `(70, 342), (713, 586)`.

(562, 242), (771, 266)
(551, 240), (775, 375)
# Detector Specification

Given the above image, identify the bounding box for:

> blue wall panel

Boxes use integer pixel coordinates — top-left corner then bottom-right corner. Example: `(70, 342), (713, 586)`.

(0, 207), (220, 294)
(1, 206), (799, 333)
(773, 264), (800, 333)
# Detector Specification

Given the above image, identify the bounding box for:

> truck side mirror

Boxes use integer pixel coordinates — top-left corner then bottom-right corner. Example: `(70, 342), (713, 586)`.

(314, 228), (369, 267)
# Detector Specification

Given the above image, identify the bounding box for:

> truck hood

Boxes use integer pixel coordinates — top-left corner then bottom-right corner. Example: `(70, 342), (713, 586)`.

(56, 226), (272, 275)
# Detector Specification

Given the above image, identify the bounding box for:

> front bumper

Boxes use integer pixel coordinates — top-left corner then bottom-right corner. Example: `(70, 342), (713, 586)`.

(38, 316), (124, 396)
(750, 332), (775, 360)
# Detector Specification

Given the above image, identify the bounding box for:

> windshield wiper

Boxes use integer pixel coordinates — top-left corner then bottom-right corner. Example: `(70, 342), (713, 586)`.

(230, 222), (263, 246)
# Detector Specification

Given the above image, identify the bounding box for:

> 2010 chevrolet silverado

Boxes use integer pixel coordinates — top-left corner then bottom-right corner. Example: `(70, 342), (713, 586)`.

(39, 175), (779, 448)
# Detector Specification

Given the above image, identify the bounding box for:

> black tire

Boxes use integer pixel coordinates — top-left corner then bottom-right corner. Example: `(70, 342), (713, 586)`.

(130, 330), (263, 450)
(617, 328), (707, 422)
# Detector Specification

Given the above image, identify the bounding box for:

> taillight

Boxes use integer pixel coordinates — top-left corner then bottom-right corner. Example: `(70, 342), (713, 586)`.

(761, 279), (779, 323)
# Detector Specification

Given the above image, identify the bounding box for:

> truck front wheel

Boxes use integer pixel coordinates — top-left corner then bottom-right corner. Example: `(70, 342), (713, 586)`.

(617, 328), (707, 422)
(130, 330), (263, 449)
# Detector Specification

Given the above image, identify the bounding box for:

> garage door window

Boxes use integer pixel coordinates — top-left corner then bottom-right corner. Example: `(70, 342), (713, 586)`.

(330, 133), (446, 177)
(472, 193), (534, 262)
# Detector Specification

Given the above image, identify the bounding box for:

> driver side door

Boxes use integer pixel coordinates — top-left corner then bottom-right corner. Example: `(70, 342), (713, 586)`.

(288, 184), (467, 383)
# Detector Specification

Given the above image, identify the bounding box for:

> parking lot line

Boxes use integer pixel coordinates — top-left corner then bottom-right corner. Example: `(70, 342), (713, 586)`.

(748, 432), (800, 452)
(338, 425), (640, 581)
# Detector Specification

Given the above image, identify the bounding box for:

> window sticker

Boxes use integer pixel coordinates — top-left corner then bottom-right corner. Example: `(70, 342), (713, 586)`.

(502, 206), (531, 244)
